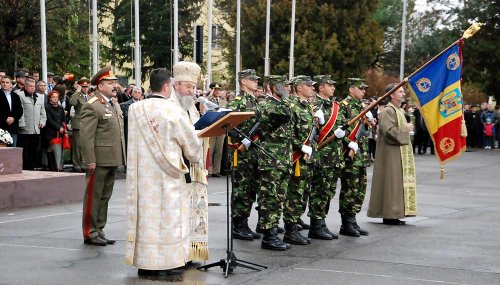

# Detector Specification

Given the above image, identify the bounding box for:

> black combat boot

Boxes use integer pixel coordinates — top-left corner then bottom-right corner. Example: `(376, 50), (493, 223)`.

(321, 219), (339, 239)
(352, 215), (369, 236)
(339, 215), (360, 237)
(283, 223), (308, 245)
(232, 218), (254, 240)
(298, 218), (310, 230)
(241, 218), (261, 239)
(261, 226), (288, 251)
(308, 219), (333, 240)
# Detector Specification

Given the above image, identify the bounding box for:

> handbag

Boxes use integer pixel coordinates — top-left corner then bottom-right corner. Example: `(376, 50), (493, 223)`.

(62, 133), (71, 150)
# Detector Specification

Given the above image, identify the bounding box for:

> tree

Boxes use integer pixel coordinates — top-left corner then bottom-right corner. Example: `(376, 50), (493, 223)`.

(372, 0), (417, 76)
(217, 0), (384, 92)
(101, 0), (204, 81)
(456, 0), (500, 102)
(0, 0), (92, 77)
(406, 0), (499, 102)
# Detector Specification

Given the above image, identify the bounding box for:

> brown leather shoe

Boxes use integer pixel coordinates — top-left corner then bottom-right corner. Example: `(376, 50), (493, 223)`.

(84, 236), (107, 246)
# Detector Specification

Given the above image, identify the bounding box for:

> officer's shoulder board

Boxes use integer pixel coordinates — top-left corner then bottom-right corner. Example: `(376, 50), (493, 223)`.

(88, 97), (99, 104)
(341, 99), (349, 106)
(234, 96), (242, 101)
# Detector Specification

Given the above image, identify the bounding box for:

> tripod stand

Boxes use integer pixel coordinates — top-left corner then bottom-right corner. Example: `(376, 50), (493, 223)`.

(198, 122), (273, 277)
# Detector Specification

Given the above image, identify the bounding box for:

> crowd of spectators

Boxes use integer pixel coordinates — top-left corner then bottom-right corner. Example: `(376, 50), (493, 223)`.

(1, 67), (498, 173)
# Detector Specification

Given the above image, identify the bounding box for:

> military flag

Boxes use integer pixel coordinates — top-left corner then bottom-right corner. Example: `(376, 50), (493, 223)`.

(406, 41), (466, 164)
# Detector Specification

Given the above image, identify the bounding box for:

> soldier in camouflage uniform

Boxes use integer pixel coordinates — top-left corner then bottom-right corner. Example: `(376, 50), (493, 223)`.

(338, 78), (374, 237)
(228, 69), (262, 240)
(307, 75), (348, 240)
(283, 75), (320, 245)
(257, 75), (293, 251)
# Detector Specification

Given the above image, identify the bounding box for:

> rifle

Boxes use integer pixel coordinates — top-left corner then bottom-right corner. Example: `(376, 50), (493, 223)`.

(237, 121), (261, 153)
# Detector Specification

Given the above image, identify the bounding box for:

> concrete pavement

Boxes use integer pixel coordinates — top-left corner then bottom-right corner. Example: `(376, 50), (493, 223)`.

(0, 149), (499, 285)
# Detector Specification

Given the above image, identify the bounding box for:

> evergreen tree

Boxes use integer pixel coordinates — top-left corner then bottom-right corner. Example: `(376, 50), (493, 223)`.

(0, 0), (92, 77)
(218, 0), (383, 91)
(101, 0), (204, 81)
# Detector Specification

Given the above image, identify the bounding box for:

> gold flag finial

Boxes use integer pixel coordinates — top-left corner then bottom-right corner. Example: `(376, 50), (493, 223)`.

(462, 22), (484, 39)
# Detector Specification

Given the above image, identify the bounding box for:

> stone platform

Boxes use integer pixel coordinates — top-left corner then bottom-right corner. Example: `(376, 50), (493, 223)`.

(0, 170), (86, 210)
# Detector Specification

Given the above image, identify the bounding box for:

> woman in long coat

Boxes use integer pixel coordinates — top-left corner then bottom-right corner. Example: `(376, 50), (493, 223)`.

(43, 90), (66, 171)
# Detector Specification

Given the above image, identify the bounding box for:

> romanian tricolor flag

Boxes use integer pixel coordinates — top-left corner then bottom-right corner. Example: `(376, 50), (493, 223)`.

(406, 41), (467, 164)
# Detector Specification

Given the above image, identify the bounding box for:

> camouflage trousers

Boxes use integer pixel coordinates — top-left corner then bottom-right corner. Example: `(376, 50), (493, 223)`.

(257, 167), (288, 230)
(308, 166), (341, 219)
(283, 161), (312, 224)
(339, 164), (367, 215)
(231, 151), (260, 220)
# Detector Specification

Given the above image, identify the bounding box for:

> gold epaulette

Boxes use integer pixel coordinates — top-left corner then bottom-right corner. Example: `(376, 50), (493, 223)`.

(88, 97), (99, 104)
(341, 100), (349, 106)
(234, 96), (242, 100)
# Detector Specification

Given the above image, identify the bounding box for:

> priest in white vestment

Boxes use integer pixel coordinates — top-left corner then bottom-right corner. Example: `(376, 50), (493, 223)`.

(125, 63), (208, 279)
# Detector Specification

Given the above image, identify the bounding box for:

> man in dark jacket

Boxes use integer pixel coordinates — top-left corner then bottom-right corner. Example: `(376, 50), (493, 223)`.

(0, 76), (23, 146)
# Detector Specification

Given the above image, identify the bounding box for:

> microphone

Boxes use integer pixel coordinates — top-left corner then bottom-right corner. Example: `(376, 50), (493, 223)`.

(197, 96), (219, 111)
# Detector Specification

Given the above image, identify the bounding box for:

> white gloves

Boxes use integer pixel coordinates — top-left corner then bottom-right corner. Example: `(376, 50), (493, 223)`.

(314, 109), (325, 125)
(348, 141), (359, 153)
(301, 145), (312, 156)
(365, 111), (375, 122)
(242, 138), (252, 149)
(334, 127), (345, 139)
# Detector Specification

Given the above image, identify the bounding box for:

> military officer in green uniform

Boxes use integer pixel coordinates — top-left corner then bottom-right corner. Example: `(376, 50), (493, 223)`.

(307, 75), (348, 240)
(70, 77), (91, 172)
(257, 75), (292, 250)
(338, 78), (373, 237)
(80, 66), (126, 246)
(228, 69), (262, 240)
(283, 75), (319, 245)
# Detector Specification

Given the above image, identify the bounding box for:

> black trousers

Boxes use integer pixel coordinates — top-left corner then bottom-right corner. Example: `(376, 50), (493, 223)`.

(18, 134), (41, 170)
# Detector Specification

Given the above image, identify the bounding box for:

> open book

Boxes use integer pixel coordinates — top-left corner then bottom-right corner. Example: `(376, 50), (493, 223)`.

(194, 109), (232, 130)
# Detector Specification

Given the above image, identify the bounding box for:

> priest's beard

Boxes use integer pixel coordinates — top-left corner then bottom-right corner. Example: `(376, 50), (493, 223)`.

(176, 93), (195, 111)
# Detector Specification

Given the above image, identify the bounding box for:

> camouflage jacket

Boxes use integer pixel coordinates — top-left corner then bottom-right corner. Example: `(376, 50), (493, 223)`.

(314, 95), (347, 169)
(289, 96), (316, 165)
(258, 95), (293, 170)
(227, 91), (261, 143)
(340, 95), (370, 167)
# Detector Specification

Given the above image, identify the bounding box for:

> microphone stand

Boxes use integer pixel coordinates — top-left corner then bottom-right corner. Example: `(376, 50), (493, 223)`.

(198, 124), (269, 277)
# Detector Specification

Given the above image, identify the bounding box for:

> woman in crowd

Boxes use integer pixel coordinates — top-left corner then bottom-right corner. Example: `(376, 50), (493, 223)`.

(43, 90), (66, 171)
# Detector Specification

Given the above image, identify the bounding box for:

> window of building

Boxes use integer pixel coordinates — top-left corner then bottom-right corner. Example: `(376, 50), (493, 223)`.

(211, 25), (222, 49)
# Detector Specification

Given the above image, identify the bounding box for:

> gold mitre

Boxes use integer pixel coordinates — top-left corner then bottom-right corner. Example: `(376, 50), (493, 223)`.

(173, 61), (201, 83)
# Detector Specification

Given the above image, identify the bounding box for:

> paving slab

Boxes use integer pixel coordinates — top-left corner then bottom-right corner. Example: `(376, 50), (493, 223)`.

(0, 150), (499, 285)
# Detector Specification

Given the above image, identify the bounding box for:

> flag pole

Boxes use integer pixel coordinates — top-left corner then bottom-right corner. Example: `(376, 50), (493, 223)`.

(134, 0), (141, 86)
(40, 0), (47, 83)
(235, 0), (241, 93)
(92, 0), (98, 75)
(288, 0), (296, 79)
(264, 0), (271, 76)
(318, 23), (483, 150)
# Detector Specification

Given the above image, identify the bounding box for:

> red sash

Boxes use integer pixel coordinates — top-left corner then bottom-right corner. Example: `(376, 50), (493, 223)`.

(292, 131), (313, 163)
(348, 121), (362, 141)
(317, 102), (340, 144)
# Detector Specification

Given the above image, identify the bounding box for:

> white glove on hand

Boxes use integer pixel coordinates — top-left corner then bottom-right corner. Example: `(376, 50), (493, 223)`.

(365, 111), (375, 122)
(314, 109), (325, 125)
(348, 141), (359, 153)
(334, 127), (346, 139)
(301, 145), (313, 157)
(242, 138), (252, 149)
